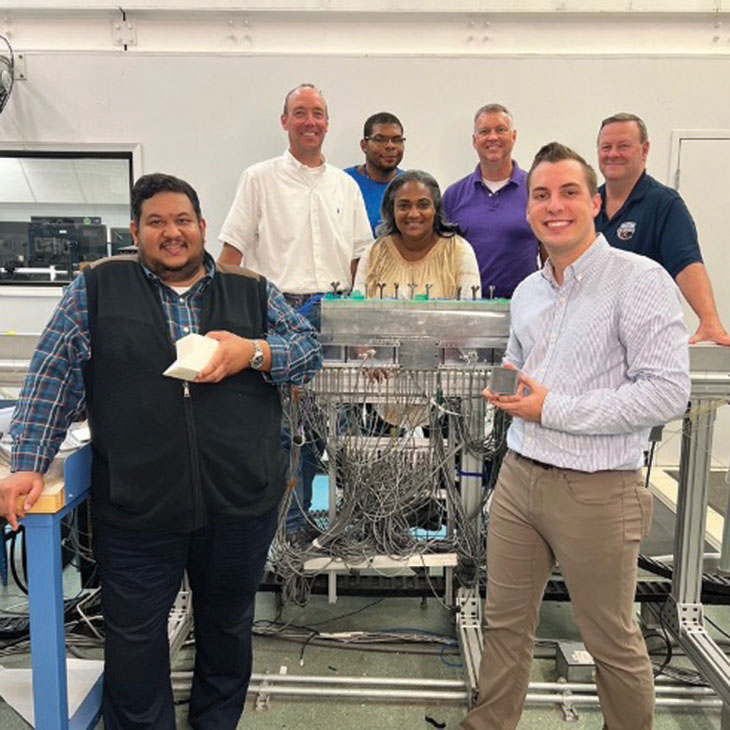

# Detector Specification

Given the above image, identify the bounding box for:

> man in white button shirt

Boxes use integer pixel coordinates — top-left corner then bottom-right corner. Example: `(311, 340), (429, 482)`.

(462, 143), (691, 730)
(218, 83), (371, 300)
(218, 83), (371, 535)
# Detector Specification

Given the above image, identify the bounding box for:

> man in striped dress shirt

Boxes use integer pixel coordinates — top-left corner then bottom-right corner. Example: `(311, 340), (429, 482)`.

(462, 143), (691, 730)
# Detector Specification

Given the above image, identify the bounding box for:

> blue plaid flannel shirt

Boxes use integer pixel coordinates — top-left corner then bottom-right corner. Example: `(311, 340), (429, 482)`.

(11, 253), (322, 473)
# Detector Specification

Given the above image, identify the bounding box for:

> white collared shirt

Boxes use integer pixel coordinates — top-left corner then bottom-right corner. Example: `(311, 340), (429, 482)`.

(506, 234), (691, 471)
(219, 150), (372, 294)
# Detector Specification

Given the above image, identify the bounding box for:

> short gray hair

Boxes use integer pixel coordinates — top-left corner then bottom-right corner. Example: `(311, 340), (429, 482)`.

(282, 83), (328, 116)
(598, 113), (648, 145)
(473, 103), (513, 127)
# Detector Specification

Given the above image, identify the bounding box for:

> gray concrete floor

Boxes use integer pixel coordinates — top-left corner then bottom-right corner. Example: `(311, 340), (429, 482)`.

(173, 593), (724, 729)
(0, 583), (724, 729)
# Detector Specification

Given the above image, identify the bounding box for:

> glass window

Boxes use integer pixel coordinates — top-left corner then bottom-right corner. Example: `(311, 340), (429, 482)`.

(0, 150), (134, 283)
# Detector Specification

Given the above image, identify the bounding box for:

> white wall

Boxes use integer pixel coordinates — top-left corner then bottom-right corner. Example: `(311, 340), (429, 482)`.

(3, 53), (730, 257)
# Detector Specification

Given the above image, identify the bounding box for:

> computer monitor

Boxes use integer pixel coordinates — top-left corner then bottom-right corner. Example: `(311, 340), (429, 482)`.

(110, 227), (134, 253)
(28, 221), (109, 266)
(0, 221), (29, 266)
(78, 224), (109, 261)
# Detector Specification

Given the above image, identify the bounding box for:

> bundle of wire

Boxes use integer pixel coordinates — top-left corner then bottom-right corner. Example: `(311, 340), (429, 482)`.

(269, 365), (509, 606)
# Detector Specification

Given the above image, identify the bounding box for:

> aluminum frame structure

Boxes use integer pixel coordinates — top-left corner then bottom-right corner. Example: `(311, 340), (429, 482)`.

(313, 297), (509, 693)
(316, 305), (730, 709)
(660, 345), (730, 725)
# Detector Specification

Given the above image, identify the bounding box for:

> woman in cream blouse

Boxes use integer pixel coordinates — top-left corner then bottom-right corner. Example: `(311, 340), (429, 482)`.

(352, 170), (480, 429)
(353, 169), (480, 299)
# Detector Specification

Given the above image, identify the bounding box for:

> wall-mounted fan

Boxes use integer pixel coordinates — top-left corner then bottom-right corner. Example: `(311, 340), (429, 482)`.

(0, 35), (14, 116)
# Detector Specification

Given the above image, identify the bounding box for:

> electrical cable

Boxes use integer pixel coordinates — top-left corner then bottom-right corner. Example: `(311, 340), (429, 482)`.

(438, 642), (463, 668)
(644, 628), (673, 678)
(705, 615), (730, 643)
(0, 34), (14, 116)
(644, 440), (656, 489)
(9, 528), (28, 595)
(269, 371), (508, 606)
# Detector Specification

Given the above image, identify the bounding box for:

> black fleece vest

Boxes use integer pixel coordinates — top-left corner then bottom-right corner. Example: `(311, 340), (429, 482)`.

(83, 258), (285, 532)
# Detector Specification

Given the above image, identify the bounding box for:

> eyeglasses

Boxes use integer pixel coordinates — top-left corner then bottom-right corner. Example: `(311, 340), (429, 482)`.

(365, 135), (406, 146)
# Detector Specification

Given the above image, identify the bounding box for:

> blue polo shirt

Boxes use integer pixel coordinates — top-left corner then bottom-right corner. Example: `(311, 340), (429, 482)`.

(344, 165), (402, 236)
(596, 172), (702, 279)
(442, 161), (539, 298)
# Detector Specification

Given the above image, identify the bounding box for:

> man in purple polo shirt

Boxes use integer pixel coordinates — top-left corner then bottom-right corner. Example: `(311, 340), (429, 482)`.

(443, 104), (539, 299)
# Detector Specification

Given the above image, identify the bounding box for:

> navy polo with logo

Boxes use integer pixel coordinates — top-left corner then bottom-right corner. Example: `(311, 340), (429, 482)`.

(596, 171), (702, 279)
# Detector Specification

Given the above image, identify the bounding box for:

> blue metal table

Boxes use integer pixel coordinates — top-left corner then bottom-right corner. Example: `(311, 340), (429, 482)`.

(22, 445), (102, 730)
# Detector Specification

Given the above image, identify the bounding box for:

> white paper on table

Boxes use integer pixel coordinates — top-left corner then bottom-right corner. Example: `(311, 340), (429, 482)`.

(0, 659), (103, 726)
(163, 333), (219, 381)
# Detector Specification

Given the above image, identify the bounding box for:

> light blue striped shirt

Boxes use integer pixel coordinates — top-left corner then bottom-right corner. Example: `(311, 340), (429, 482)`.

(505, 234), (691, 471)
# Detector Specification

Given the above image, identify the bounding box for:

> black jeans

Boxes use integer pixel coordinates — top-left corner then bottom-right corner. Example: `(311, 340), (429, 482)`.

(93, 504), (278, 729)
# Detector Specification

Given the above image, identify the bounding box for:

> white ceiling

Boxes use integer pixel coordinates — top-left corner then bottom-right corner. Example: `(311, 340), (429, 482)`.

(0, 157), (129, 205)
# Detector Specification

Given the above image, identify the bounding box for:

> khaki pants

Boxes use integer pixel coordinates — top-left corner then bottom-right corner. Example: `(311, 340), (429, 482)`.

(462, 451), (654, 730)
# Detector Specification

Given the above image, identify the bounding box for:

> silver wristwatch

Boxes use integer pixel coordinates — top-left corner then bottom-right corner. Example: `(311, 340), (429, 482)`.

(249, 340), (265, 370)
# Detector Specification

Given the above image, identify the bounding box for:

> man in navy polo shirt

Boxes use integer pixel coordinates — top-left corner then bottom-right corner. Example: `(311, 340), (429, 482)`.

(443, 103), (539, 299)
(596, 112), (730, 345)
(344, 112), (405, 236)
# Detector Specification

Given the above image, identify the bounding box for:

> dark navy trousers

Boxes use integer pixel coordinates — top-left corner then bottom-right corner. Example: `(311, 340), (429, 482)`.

(93, 504), (278, 729)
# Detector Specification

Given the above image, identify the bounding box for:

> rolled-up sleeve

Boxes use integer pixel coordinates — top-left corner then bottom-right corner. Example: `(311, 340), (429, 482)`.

(265, 282), (323, 385)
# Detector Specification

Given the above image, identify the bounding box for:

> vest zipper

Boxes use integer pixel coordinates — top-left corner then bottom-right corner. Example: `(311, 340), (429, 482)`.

(182, 380), (203, 521)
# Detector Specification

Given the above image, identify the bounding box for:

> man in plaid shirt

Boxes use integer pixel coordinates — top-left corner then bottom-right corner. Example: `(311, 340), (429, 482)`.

(0, 173), (322, 729)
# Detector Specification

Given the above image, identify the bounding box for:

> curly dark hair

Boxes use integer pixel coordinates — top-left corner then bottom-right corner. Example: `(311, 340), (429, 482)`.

(378, 170), (461, 239)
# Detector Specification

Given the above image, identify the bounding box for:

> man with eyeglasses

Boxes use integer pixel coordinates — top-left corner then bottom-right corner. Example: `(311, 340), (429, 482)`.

(344, 112), (405, 236)
(218, 83), (371, 539)
(596, 112), (729, 345)
(443, 103), (539, 299)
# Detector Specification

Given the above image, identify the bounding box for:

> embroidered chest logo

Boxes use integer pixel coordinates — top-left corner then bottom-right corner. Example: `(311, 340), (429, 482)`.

(617, 221), (636, 241)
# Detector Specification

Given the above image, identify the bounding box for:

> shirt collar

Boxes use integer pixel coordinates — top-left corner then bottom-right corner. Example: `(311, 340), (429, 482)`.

(141, 251), (216, 293)
(471, 159), (522, 188)
(626, 170), (650, 203)
(540, 234), (609, 287)
(599, 170), (649, 214)
(283, 148), (326, 172)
